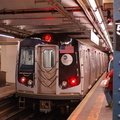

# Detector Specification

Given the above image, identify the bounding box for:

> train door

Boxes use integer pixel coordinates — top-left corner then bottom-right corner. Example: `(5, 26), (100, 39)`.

(95, 51), (99, 78)
(101, 53), (104, 72)
(102, 53), (105, 72)
(35, 45), (59, 94)
(99, 52), (102, 74)
(96, 52), (101, 77)
(94, 51), (98, 80)
(87, 49), (91, 89)
(90, 50), (96, 84)
(104, 53), (108, 70)
(82, 48), (91, 94)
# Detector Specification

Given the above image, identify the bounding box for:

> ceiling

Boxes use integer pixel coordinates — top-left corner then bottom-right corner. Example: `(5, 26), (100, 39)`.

(0, 0), (113, 51)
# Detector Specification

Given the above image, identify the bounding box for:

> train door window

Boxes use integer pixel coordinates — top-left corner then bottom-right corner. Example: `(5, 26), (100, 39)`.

(19, 48), (34, 71)
(43, 49), (54, 68)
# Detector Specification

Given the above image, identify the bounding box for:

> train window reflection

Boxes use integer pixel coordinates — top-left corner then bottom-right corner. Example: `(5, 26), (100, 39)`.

(19, 48), (34, 71)
(43, 49), (54, 68)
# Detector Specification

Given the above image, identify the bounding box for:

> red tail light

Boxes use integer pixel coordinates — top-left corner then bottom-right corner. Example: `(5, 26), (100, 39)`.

(68, 77), (78, 86)
(43, 34), (52, 42)
(20, 77), (27, 83)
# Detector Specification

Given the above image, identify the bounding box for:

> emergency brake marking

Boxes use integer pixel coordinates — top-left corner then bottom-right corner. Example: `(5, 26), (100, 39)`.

(61, 54), (73, 66)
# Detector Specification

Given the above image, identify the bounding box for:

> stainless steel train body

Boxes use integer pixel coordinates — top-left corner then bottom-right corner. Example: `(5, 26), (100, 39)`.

(16, 33), (108, 101)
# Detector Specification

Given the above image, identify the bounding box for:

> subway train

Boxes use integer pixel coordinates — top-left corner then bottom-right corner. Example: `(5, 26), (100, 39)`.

(16, 33), (108, 111)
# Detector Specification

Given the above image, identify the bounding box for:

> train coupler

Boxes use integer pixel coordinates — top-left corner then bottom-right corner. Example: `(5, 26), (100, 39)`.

(40, 101), (52, 113)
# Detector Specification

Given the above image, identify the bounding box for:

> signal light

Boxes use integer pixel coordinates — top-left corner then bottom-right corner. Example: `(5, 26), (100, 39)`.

(68, 77), (78, 86)
(43, 34), (52, 42)
(20, 77), (27, 83)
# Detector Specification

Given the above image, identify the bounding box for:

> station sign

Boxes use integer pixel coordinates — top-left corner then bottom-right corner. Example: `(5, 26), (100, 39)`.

(115, 21), (120, 51)
(90, 30), (99, 45)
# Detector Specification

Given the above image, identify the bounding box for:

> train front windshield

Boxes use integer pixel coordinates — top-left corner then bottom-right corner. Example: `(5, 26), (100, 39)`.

(19, 48), (34, 71)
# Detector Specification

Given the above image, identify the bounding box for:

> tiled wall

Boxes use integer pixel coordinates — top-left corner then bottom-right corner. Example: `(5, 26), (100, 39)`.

(1, 45), (17, 83)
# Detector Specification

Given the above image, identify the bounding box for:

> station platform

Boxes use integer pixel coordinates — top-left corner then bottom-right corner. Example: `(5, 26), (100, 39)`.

(0, 83), (15, 99)
(67, 72), (112, 120)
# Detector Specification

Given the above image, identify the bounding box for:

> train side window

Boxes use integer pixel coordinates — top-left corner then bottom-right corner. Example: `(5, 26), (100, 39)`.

(43, 49), (54, 68)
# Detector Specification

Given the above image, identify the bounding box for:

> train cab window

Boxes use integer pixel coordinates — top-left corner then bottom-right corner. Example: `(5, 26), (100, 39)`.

(43, 49), (54, 68)
(19, 48), (34, 71)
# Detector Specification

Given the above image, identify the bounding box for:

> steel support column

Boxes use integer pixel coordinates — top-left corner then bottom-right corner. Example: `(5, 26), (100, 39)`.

(113, 0), (120, 119)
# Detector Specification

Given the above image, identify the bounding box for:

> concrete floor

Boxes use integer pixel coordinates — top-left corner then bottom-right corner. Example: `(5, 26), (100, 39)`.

(68, 72), (112, 120)
(0, 83), (15, 99)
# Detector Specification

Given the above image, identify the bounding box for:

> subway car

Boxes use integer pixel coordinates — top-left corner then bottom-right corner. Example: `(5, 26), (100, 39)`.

(16, 33), (108, 111)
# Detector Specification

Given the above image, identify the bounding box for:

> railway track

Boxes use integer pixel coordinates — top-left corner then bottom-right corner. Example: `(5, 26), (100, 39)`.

(0, 95), (79, 120)
(0, 95), (33, 120)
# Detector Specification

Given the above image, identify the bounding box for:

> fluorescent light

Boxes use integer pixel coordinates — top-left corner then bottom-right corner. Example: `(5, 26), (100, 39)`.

(103, 31), (113, 51)
(88, 0), (97, 11)
(100, 22), (105, 31)
(88, 0), (113, 51)
(0, 34), (15, 38)
(94, 10), (102, 23)
(106, 35), (113, 50)
(103, 30), (107, 36)
(88, 0), (102, 23)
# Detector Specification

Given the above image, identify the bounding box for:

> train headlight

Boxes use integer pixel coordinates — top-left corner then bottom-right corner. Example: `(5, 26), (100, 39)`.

(62, 81), (68, 87)
(27, 79), (33, 86)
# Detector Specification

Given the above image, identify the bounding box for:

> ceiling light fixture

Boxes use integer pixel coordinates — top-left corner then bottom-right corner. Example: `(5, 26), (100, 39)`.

(88, 0), (113, 51)
(100, 22), (105, 31)
(94, 10), (102, 23)
(0, 34), (15, 38)
(88, 0), (97, 11)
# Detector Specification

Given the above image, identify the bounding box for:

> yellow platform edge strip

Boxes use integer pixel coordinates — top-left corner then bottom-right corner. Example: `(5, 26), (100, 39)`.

(67, 72), (106, 120)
